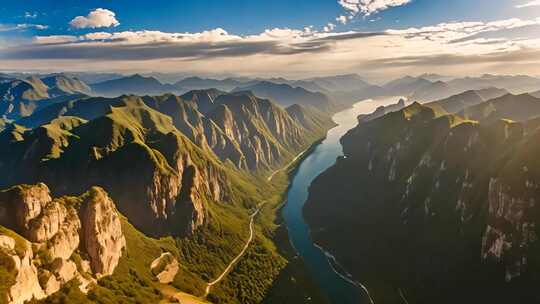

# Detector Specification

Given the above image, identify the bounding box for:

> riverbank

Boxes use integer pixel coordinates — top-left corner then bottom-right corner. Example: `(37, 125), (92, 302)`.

(282, 97), (401, 304)
(263, 137), (332, 304)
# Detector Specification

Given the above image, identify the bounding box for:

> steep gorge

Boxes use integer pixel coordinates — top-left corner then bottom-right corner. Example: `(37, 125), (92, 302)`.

(304, 101), (540, 303)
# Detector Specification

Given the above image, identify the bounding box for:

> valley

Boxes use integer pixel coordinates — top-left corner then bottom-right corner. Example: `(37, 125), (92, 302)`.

(1, 71), (540, 304)
(282, 97), (400, 304)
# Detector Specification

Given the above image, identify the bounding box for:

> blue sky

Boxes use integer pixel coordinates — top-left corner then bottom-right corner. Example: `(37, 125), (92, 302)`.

(0, 0), (539, 78)
(1, 0), (534, 35)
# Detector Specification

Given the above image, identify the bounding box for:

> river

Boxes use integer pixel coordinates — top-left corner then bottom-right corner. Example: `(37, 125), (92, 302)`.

(282, 97), (400, 304)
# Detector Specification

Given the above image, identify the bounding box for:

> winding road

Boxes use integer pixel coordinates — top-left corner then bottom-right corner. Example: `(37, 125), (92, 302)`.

(204, 203), (265, 297)
(267, 149), (309, 182)
(203, 147), (306, 298)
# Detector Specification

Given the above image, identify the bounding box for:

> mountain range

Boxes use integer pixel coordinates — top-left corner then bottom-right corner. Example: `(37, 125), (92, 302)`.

(426, 87), (508, 113)
(90, 74), (185, 97)
(233, 81), (340, 112)
(0, 75), (90, 121)
(2, 69), (540, 304)
(0, 86), (334, 303)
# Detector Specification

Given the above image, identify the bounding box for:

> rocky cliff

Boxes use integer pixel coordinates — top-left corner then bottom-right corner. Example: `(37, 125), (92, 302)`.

(0, 100), (230, 237)
(0, 183), (125, 303)
(304, 101), (540, 304)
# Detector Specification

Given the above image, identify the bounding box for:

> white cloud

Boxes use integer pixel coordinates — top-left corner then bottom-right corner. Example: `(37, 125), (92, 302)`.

(516, 0), (540, 8)
(24, 12), (38, 19)
(338, 0), (413, 16)
(34, 35), (79, 44)
(323, 23), (337, 32)
(0, 23), (48, 32)
(69, 8), (120, 29)
(386, 18), (540, 43)
(336, 15), (349, 24)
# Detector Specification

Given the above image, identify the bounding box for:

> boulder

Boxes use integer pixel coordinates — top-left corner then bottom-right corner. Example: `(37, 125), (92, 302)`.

(151, 252), (180, 284)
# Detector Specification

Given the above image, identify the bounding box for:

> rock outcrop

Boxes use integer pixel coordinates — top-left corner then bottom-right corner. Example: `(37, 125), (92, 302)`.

(80, 187), (126, 277)
(0, 183), (126, 303)
(151, 252), (180, 284)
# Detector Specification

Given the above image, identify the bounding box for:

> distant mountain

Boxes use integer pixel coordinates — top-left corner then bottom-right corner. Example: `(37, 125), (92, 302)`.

(383, 76), (433, 96)
(0, 73), (16, 83)
(64, 72), (124, 84)
(0, 78), (49, 101)
(448, 74), (540, 94)
(418, 73), (454, 82)
(358, 98), (407, 123)
(306, 74), (373, 92)
(232, 81), (339, 112)
(175, 76), (243, 91)
(459, 93), (540, 122)
(392, 75), (522, 103)
(475, 87), (510, 100)
(410, 80), (459, 102)
(0, 76), (87, 120)
(91, 74), (185, 97)
(41, 74), (91, 96)
(304, 101), (540, 303)
(304, 74), (386, 104)
(256, 78), (328, 93)
(426, 87), (508, 114)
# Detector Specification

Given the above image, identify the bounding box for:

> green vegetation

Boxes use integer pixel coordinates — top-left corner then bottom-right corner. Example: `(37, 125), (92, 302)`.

(0, 90), (335, 304)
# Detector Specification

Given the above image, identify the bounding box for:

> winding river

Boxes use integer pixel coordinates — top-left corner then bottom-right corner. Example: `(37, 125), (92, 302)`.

(282, 97), (399, 304)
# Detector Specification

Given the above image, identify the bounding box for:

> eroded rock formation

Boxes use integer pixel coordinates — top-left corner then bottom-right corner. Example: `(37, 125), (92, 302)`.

(0, 183), (126, 303)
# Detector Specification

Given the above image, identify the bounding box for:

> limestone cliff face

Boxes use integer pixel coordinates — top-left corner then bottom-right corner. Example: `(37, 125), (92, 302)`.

(0, 237), (45, 304)
(144, 94), (247, 170)
(304, 103), (540, 303)
(80, 187), (126, 277)
(0, 183), (126, 303)
(144, 92), (332, 171)
(209, 94), (307, 169)
(482, 178), (538, 282)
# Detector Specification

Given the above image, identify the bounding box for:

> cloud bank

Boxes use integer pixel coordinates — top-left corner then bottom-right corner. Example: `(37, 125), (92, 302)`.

(1, 18), (540, 78)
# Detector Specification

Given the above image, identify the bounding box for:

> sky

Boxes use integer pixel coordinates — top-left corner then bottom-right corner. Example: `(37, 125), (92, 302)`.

(0, 0), (539, 80)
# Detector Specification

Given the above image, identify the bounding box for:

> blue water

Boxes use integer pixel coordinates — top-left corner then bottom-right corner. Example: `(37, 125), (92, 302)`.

(282, 98), (398, 304)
